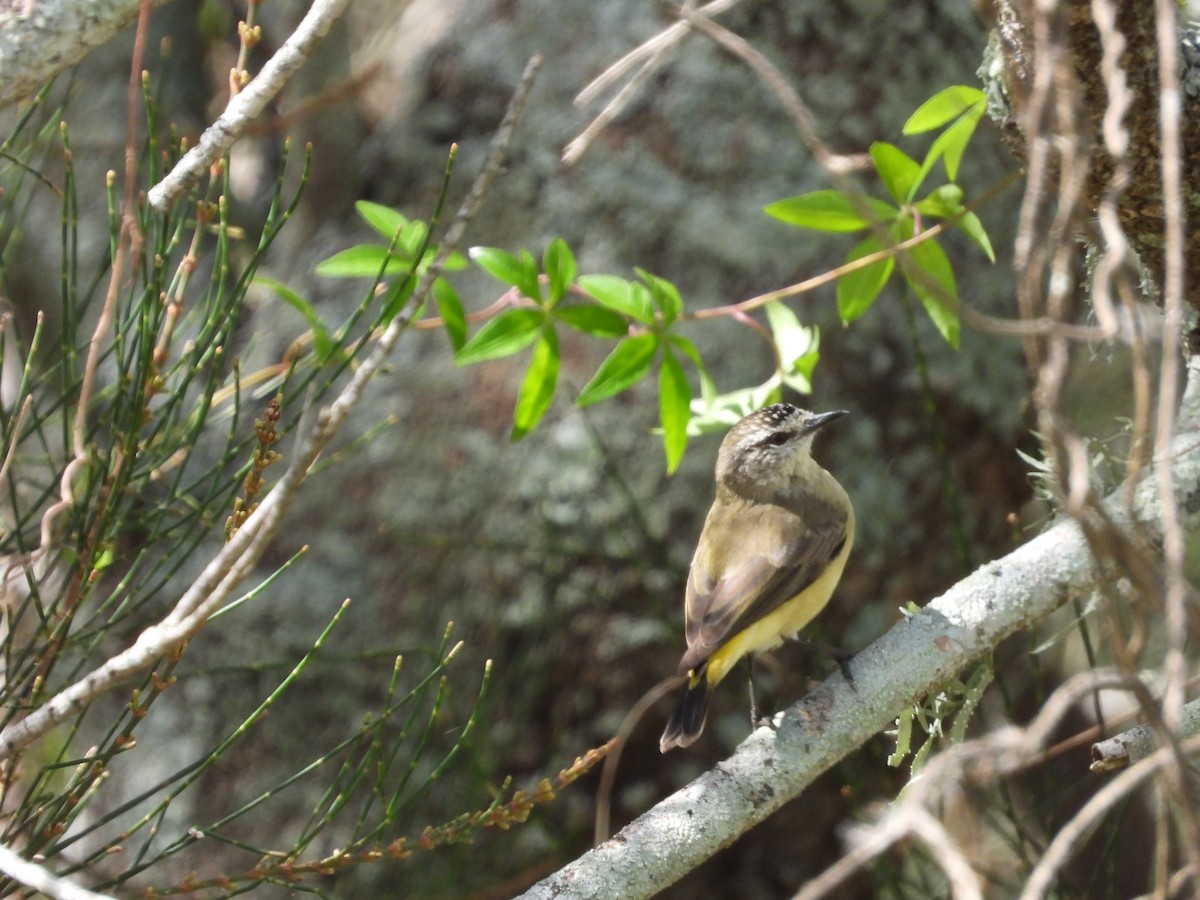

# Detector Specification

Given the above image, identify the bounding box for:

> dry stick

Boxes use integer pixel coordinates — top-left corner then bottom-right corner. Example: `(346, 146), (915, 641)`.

(573, 0), (742, 106)
(1153, 0), (1188, 733)
(1091, 696), (1200, 772)
(795, 805), (985, 900)
(563, 0), (746, 165)
(1089, 0), (1152, 494)
(592, 675), (682, 846)
(75, 0), (153, 459)
(1019, 0), (1200, 883)
(1150, 0), (1200, 887)
(0, 54), (544, 762)
(147, 0), (354, 211)
(794, 668), (1136, 900)
(1020, 733), (1200, 900)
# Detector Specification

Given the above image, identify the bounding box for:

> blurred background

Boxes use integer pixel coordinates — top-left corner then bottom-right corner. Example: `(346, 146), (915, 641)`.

(1, 0), (1066, 896)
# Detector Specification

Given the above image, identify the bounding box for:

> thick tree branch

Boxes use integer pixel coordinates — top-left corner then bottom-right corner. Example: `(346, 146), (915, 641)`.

(519, 359), (1200, 900)
(0, 0), (171, 109)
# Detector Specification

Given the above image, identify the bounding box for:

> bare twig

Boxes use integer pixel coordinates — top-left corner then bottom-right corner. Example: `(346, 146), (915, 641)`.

(1153, 0), (1189, 733)
(593, 675), (682, 846)
(1021, 733), (1200, 900)
(1091, 696), (1200, 772)
(147, 0), (354, 211)
(796, 668), (1136, 900)
(563, 0), (745, 165)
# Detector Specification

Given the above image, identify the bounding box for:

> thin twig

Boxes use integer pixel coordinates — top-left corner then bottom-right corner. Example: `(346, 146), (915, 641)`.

(1153, 0), (1188, 733)
(795, 669), (1136, 899)
(1150, 1), (1200, 886)
(1020, 733), (1200, 900)
(563, 0), (745, 165)
(147, 0), (354, 211)
(593, 675), (682, 846)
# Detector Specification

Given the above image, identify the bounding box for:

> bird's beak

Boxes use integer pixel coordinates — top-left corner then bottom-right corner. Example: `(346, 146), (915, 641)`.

(805, 409), (849, 433)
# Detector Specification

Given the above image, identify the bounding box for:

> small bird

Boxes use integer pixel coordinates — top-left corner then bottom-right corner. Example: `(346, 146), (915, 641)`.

(660, 403), (854, 752)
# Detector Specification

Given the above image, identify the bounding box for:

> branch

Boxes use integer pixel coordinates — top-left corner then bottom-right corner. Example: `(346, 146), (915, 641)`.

(0, 843), (113, 900)
(0, 0), (173, 109)
(518, 359), (1200, 899)
(1091, 697), (1200, 772)
(146, 0), (353, 211)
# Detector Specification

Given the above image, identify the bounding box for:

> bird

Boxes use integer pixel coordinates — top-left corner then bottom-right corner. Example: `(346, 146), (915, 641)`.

(659, 403), (854, 752)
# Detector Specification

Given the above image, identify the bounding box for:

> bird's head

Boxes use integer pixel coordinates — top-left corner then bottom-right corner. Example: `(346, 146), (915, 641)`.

(715, 403), (847, 495)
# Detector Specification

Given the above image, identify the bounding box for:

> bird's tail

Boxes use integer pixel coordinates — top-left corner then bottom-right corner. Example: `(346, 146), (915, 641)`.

(659, 667), (710, 752)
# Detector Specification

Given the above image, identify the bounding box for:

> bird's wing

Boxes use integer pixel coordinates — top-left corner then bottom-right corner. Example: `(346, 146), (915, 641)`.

(681, 499), (848, 672)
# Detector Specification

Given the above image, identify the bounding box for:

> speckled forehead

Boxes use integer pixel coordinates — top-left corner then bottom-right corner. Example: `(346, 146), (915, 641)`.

(758, 403), (800, 427)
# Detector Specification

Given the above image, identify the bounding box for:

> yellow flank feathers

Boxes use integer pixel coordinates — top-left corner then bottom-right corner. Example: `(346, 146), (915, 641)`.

(660, 404), (854, 752)
(703, 530), (852, 688)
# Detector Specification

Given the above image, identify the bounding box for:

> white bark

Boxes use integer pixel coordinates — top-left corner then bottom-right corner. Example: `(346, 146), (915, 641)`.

(147, 0), (354, 210)
(1091, 696), (1200, 772)
(518, 360), (1200, 899)
(0, 0), (170, 109)
(0, 843), (114, 900)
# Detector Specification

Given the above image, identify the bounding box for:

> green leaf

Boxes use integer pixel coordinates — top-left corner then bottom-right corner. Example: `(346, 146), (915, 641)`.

(687, 382), (782, 435)
(256, 275), (335, 363)
(870, 142), (922, 205)
(636, 268), (684, 325)
(837, 236), (895, 324)
(764, 301), (821, 392)
(512, 326), (560, 440)
(399, 220), (429, 261)
(441, 250), (470, 272)
(659, 348), (690, 473)
(433, 279), (467, 350)
(92, 546), (114, 572)
(576, 333), (658, 406)
(664, 333), (703, 369)
(316, 245), (409, 278)
(543, 238), (576, 306)
(554, 305), (629, 337)
(455, 308), (544, 365)
(665, 334), (716, 402)
(356, 200), (408, 239)
(953, 210), (995, 263)
(917, 185), (995, 262)
(931, 104), (984, 182)
(904, 234), (960, 348)
(470, 246), (541, 301)
(380, 276), (416, 323)
(903, 86), (985, 134)
(578, 274), (655, 325)
(915, 183), (965, 219)
(764, 190), (897, 232)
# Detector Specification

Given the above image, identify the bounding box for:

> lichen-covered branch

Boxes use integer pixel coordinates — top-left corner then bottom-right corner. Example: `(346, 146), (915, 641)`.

(0, 0), (171, 108)
(518, 359), (1200, 900)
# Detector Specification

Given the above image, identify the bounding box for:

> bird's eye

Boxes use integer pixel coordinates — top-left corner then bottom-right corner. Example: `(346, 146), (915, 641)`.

(766, 431), (790, 447)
